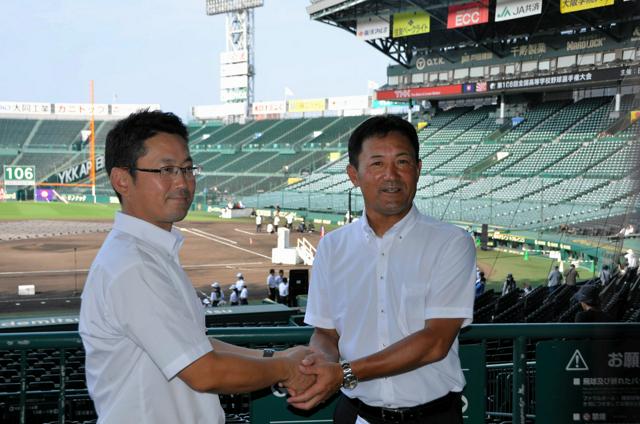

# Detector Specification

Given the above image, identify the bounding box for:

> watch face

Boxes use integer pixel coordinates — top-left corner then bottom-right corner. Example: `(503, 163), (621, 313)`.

(344, 377), (358, 390)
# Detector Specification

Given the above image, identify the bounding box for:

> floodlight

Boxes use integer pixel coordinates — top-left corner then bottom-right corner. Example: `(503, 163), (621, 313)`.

(206, 0), (264, 15)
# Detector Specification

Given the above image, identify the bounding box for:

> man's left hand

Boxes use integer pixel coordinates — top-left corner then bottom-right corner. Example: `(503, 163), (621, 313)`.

(287, 353), (343, 410)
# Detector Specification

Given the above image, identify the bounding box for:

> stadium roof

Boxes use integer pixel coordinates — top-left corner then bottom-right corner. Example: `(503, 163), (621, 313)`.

(307, 0), (640, 67)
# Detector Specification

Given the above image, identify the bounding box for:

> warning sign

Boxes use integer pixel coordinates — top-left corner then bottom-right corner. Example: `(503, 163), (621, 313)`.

(537, 340), (640, 423)
(566, 349), (589, 371)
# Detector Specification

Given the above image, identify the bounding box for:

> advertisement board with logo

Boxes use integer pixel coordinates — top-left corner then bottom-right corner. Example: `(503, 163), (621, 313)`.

(288, 98), (326, 113)
(252, 101), (286, 115)
(0, 102), (51, 115)
(495, 0), (542, 21)
(54, 103), (109, 116)
(447, 0), (489, 29)
(392, 11), (430, 38)
(376, 84), (463, 100)
(560, 0), (614, 14)
(356, 15), (390, 40)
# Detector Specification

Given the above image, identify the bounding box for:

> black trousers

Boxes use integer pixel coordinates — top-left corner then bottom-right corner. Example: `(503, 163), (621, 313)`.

(333, 392), (463, 424)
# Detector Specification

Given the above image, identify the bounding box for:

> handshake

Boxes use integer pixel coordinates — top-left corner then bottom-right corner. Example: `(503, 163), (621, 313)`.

(275, 346), (345, 410)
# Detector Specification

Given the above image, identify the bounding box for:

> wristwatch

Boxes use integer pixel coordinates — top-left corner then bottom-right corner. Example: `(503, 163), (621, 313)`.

(340, 360), (358, 390)
(263, 348), (275, 358)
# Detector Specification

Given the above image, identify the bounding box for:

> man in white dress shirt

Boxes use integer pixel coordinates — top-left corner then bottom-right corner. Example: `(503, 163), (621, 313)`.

(288, 115), (475, 423)
(79, 110), (311, 424)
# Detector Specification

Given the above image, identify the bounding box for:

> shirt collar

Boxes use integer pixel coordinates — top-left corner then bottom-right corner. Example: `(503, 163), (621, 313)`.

(113, 211), (184, 257)
(359, 203), (418, 242)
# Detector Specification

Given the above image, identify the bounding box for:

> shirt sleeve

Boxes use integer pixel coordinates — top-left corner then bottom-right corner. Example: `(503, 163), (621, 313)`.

(425, 231), (476, 327)
(304, 238), (335, 329)
(107, 262), (213, 380)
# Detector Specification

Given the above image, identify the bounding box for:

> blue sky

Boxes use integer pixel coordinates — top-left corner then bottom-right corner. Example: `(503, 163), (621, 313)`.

(0, 0), (390, 120)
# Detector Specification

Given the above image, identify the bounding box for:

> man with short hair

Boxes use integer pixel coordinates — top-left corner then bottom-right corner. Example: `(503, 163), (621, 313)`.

(548, 265), (563, 293)
(564, 264), (579, 286)
(289, 115), (475, 423)
(267, 269), (278, 301)
(599, 264), (612, 285)
(79, 110), (311, 423)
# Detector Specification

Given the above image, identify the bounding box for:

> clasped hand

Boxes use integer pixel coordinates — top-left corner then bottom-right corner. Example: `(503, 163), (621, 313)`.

(286, 351), (343, 410)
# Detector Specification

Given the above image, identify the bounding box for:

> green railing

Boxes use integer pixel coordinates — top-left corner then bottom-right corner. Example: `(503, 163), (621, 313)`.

(1, 323), (639, 424)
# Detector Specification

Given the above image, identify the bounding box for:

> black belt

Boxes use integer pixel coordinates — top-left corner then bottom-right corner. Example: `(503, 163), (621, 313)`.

(343, 391), (460, 423)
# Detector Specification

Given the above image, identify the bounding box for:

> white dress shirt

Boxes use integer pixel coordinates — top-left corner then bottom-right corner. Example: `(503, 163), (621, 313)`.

(279, 281), (289, 297)
(305, 205), (475, 408)
(267, 274), (279, 289)
(79, 212), (224, 423)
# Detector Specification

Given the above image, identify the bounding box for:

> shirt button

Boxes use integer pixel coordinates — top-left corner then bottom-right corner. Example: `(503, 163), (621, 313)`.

(381, 309), (384, 313)
(380, 276), (383, 280)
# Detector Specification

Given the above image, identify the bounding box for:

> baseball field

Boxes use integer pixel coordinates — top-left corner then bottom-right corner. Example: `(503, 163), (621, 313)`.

(0, 202), (562, 316)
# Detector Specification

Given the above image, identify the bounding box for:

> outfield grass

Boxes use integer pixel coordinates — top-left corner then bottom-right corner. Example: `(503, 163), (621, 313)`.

(476, 248), (595, 292)
(0, 202), (234, 223)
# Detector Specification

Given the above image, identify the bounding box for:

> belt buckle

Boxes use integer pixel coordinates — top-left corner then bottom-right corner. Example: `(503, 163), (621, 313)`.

(380, 407), (406, 423)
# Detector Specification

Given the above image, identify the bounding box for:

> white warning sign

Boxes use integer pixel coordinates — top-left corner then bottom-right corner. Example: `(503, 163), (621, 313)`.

(566, 349), (589, 371)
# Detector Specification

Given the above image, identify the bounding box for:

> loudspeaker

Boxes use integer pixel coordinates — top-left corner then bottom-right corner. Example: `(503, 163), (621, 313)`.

(480, 224), (489, 250)
(288, 269), (309, 307)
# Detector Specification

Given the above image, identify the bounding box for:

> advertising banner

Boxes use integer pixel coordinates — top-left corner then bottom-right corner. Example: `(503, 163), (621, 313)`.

(447, 0), (489, 29)
(327, 96), (369, 111)
(192, 103), (246, 119)
(495, 0), (542, 21)
(356, 15), (390, 40)
(220, 62), (248, 77)
(220, 49), (248, 64)
(52, 156), (105, 185)
(252, 101), (286, 115)
(392, 11), (430, 38)
(488, 65), (640, 91)
(0, 102), (51, 115)
(376, 84), (463, 100)
(36, 189), (55, 202)
(560, 0), (614, 14)
(111, 104), (160, 116)
(220, 89), (248, 103)
(54, 103), (109, 116)
(287, 98), (326, 113)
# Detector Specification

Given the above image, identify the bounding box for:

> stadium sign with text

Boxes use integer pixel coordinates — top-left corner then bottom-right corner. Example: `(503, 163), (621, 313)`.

(356, 15), (390, 40)
(489, 65), (640, 91)
(495, 0), (542, 21)
(392, 11), (430, 38)
(447, 0), (489, 29)
(0, 101), (51, 115)
(537, 340), (640, 423)
(376, 84), (464, 100)
(560, 0), (614, 14)
(3, 165), (35, 186)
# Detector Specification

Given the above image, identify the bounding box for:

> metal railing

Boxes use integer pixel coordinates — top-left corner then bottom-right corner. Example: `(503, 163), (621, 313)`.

(1, 324), (639, 424)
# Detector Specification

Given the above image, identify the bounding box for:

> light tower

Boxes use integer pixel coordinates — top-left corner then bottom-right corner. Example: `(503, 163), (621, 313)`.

(206, 0), (263, 120)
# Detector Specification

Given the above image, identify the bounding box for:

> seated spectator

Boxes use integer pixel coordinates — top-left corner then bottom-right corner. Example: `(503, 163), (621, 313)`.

(475, 272), (486, 297)
(574, 285), (612, 323)
(502, 273), (517, 296)
(522, 283), (533, 296)
(599, 265), (612, 286)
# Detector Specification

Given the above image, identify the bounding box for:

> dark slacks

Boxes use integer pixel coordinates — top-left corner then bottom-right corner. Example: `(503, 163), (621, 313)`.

(333, 392), (463, 424)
